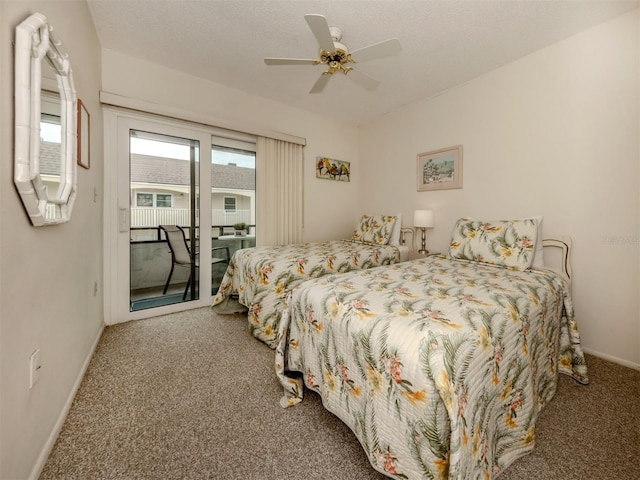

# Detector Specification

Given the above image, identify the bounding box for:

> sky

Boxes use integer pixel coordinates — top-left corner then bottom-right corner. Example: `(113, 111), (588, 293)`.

(40, 122), (60, 142)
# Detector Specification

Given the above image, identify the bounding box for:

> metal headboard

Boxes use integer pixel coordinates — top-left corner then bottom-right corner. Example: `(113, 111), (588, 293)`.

(399, 227), (415, 250)
(542, 236), (572, 281)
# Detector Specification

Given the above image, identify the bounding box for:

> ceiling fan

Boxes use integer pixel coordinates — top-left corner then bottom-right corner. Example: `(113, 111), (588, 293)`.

(264, 14), (401, 94)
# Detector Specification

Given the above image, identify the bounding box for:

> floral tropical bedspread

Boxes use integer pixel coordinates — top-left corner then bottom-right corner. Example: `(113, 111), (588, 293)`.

(212, 240), (400, 348)
(275, 255), (588, 480)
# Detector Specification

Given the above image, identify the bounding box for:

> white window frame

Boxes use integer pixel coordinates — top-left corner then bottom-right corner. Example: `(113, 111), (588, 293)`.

(223, 196), (237, 213)
(135, 192), (153, 207)
(135, 192), (173, 208)
(156, 193), (172, 208)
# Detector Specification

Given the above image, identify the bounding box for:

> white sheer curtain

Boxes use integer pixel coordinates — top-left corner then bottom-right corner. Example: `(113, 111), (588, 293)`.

(256, 137), (304, 246)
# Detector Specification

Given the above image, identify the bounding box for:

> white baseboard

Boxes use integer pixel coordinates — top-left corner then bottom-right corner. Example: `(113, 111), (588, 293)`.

(29, 324), (105, 480)
(583, 347), (640, 371)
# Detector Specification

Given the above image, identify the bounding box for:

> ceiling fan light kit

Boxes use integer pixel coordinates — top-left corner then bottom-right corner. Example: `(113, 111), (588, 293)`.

(264, 14), (401, 94)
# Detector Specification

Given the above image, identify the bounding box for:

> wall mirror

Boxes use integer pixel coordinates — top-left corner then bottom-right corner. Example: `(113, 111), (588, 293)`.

(14, 13), (77, 226)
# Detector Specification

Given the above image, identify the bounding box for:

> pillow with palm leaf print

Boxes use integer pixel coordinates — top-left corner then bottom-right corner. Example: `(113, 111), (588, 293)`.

(448, 217), (539, 270)
(351, 214), (397, 245)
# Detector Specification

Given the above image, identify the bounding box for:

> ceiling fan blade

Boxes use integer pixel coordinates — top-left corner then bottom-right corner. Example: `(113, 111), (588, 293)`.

(304, 14), (335, 52)
(347, 69), (380, 91)
(350, 38), (401, 63)
(309, 74), (330, 94)
(264, 58), (317, 66)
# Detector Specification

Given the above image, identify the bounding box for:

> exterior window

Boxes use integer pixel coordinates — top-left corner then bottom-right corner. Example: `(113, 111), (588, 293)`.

(224, 197), (236, 212)
(136, 192), (172, 207)
(137, 193), (153, 207)
(156, 194), (172, 208)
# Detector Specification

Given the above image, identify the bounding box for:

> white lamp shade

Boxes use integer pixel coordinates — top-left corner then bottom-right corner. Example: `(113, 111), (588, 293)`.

(414, 210), (434, 228)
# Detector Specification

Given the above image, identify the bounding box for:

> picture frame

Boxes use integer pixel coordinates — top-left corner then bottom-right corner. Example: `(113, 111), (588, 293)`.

(316, 156), (350, 182)
(417, 145), (463, 191)
(77, 99), (90, 169)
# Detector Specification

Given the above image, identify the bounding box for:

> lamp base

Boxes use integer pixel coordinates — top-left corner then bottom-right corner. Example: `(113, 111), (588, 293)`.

(415, 227), (429, 256)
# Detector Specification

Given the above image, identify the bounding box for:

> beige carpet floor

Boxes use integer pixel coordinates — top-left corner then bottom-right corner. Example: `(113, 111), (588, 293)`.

(40, 307), (639, 479)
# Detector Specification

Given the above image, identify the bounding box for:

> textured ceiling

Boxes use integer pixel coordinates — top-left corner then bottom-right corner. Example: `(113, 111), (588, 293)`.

(87, 0), (639, 126)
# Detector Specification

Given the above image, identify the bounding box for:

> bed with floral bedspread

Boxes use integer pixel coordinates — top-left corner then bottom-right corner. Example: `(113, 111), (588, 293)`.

(275, 254), (589, 479)
(212, 239), (401, 347)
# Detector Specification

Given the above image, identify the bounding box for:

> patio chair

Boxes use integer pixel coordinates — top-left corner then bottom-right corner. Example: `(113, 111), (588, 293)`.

(159, 225), (230, 300)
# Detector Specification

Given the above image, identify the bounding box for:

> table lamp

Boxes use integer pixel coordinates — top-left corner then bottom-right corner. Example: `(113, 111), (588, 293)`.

(414, 210), (434, 254)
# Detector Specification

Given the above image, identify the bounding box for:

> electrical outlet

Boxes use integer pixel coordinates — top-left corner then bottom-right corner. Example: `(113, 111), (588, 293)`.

(29, 350), (41, 388)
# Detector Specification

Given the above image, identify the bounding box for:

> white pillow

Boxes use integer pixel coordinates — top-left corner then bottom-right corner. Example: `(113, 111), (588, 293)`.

(531, 215), (545, 269)
(388, 213), (402, 246)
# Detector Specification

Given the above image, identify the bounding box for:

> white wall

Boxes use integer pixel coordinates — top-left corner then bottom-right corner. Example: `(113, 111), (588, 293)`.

(101, 49), (361, 242)
(0, 1), (104, 479)
(359, 10), (639, 368)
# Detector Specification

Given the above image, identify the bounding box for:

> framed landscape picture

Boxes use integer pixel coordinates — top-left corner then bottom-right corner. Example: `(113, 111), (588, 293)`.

(417, 145), (463, 191)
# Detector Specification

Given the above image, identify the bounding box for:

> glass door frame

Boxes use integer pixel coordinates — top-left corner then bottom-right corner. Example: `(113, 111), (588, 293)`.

(104, 108), (213, 324)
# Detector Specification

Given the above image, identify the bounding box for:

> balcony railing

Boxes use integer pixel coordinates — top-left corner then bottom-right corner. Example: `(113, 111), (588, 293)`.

(126, 208), (256, 296)
(130, 207), (252, 228)
(129, 234), (256, 292)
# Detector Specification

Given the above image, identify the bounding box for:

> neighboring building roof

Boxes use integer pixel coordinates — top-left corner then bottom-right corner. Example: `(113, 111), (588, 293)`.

(40, 141), (61, 175)
(39, 145), (255, 191)
(131, 154), (255, 190)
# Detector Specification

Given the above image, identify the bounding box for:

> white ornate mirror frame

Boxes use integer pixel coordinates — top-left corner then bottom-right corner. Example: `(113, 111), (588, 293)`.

(14, 13), (77, 226)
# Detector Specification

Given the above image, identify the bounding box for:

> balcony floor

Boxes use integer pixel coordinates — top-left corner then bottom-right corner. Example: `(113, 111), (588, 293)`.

(130, 281), (223, 311)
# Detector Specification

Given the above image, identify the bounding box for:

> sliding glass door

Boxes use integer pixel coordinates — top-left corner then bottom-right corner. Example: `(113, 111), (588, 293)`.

(109, 114), (212, 322)
(104, 110), (258, 324)
(129, 130), (200, 311)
